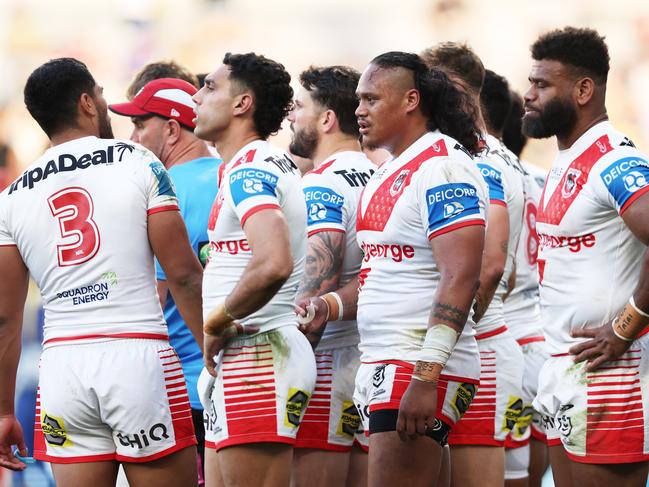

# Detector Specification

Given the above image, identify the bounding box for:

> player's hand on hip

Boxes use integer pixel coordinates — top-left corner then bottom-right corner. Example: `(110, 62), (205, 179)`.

(569, 324), (631, 372)
(203, 323), (259, 377)
(295, 297), (328, 336)
(396, 379), (438, 441)
(0, 415), (28, 471)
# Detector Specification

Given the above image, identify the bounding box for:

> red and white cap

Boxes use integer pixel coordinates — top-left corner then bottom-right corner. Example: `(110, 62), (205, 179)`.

(109, 78), (198, 129)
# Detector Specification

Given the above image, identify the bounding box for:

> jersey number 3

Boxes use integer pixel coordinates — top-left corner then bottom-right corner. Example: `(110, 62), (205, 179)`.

(48, 187), (100, 266)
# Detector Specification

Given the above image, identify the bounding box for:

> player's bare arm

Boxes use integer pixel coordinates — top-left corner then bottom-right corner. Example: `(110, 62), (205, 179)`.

(297, 231), (345, 298)
(570, 193), (649, 370)
(0, 246), (30, 471)
(397, 225), (484, 440)
(473, 204), (509, 322)
(149, 210), (204, 349)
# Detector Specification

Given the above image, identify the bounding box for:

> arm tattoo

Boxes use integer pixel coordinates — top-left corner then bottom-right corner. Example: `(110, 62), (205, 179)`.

(430, 302), (468, 328)
(297, 232), (345, 297)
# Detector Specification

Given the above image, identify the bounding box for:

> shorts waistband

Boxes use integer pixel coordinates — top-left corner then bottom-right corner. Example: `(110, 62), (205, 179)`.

(475, 325), (508, 340)
(517, 336), (545, 346)
(43, 332), (169, 346)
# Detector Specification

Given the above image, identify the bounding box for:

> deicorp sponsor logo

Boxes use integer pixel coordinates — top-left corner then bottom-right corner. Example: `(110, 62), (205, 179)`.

(230, 168), (278, 205)
(601, 157), (649, 193)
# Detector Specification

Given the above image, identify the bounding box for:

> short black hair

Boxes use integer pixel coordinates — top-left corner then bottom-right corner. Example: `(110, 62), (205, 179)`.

(421, 42), (485, 94)
(502, 90), (528, 157)
(299, 65), (360, 137)
(127, 61), (199, 100)
(224, 52), (293, 140)
(531, 27), (609, 84)
(481, 69), (512, 134)
(24, 57), (97, 138)
(371, 51), (480, 155)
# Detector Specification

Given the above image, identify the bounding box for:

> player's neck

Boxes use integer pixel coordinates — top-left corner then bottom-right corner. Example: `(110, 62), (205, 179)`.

(215, 127), (261, 165)
(389, 124), (429, 159)
(557, 111), (608, 151)
(49, 127), (99, 147)
(164, 137), (212, 169)
(312, 135), (361, 168)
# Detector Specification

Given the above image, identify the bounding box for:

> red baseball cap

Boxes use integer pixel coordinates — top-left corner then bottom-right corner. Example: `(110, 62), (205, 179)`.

(109, 78), (198, 129)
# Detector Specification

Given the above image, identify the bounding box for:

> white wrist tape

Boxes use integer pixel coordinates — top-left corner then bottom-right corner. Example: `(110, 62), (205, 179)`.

(419, 324), (460, 366)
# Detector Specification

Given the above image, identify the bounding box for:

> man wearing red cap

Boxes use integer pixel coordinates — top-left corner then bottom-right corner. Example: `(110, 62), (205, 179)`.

(110, 77), (222, 485)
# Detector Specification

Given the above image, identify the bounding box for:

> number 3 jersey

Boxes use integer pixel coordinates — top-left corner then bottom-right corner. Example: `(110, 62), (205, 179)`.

(356, 131), (488, 380)
(0, 136), (179, 344)
(537, 121), (649, 354)
(202, 140), (307, 333)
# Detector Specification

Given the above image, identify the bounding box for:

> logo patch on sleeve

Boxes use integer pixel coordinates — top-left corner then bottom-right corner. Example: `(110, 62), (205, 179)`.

(601, 156), (649, 209)
(477, 163), (505, 202)
(229, 168), (279, 206)
(426, 183), (480, 234)
(303, 186), (344, 225)
(149, 161), (176, 197)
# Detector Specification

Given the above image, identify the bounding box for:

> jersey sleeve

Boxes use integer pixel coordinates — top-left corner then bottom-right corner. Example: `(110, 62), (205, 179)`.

(418, 159), (487, 241)
(145, 159), (180, 214)
(0, 197), (15, 246)
(302, 173), (346, 237)
(477, 161), (506, 206)
(226, 164), (282, 226)
(598, 154), (649, 215)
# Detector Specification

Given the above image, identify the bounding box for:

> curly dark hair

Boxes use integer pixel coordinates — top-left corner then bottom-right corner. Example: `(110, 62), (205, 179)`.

(371, 51), (480, 155)
(531, 27), (609, 84)
(127, 60), (199, 100)
(502, 90), (527, 157)
(420, 42), (485, 94)
(224, 52), (293, 140)
(299, 65), (360, 137)
(481, 69), (512, 134)
(24, 57), (96, 138)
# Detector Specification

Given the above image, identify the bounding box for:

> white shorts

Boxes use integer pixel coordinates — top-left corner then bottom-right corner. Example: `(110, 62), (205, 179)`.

(534, 336), (649, 464)
(200, 326), (316, 451)
(448, 327), (524, 446)
(295, 345), (366, 452)
(353, 361), (479, 447)
(34, 338), (196, 463)
(506, 338), (549, 447)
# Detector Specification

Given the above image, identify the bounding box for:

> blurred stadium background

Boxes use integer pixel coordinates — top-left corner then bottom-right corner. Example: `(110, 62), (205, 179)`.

(2, 0), (649, 485)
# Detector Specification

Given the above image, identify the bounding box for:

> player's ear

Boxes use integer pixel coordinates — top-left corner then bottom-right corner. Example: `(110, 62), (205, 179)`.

(404, 88), (420, 114)
(321, 109), (337, 134)
(79, 92), (97, 118)
(166, 119), (182, 145)
(575, 77), (595, 107)
(233, 92), (253, 117)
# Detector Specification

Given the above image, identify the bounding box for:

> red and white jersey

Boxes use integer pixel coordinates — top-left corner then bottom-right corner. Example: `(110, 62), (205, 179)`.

(302, 151), (375, 350)
(356, 131), (488, 380)
(504, 161), (547, 341)
(475, 135), (525, 335)
(0, 136), (179, 344)
(203, 140), (307, 334)
(537, 121), (649, 354)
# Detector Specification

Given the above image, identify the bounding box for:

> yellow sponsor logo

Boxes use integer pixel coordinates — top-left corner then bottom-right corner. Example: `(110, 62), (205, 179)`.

(451, 383), (476, 418)
(41, 412), (72, 447)
(502, 396), (524, 432)
(337, 401), (361, 438)
(284, 388), (310, 428)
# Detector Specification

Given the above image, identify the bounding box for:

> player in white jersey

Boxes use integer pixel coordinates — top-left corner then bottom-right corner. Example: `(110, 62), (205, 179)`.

(523, 27), (649, 486)
(481, 71), (550, 487)
(347, 51), (487, 487)
(422, 43), (525, 486)
(192, 53), (316, 487)
(0, 58), (203, 486)
(286, 65), (374, 487)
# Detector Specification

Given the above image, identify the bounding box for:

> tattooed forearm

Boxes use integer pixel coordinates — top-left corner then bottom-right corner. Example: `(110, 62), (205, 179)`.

(430, 302), (469, 328)
(297, 231), (345, 298)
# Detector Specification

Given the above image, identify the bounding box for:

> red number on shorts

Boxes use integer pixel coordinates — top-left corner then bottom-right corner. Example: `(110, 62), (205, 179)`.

(525, 200), (539, 266)
(48, 187), (100, 266)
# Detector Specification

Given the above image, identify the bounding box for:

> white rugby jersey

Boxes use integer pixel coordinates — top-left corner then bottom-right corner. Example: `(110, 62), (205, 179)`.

(537, 121), (649, 354)
(203, 140), (307, 334)
(302, 151), (375, 350)
(504, 161), (546, 341)
(475, 135), (525, 335)
(356, 131), (488, 381)
(0, 136), (178, 344)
